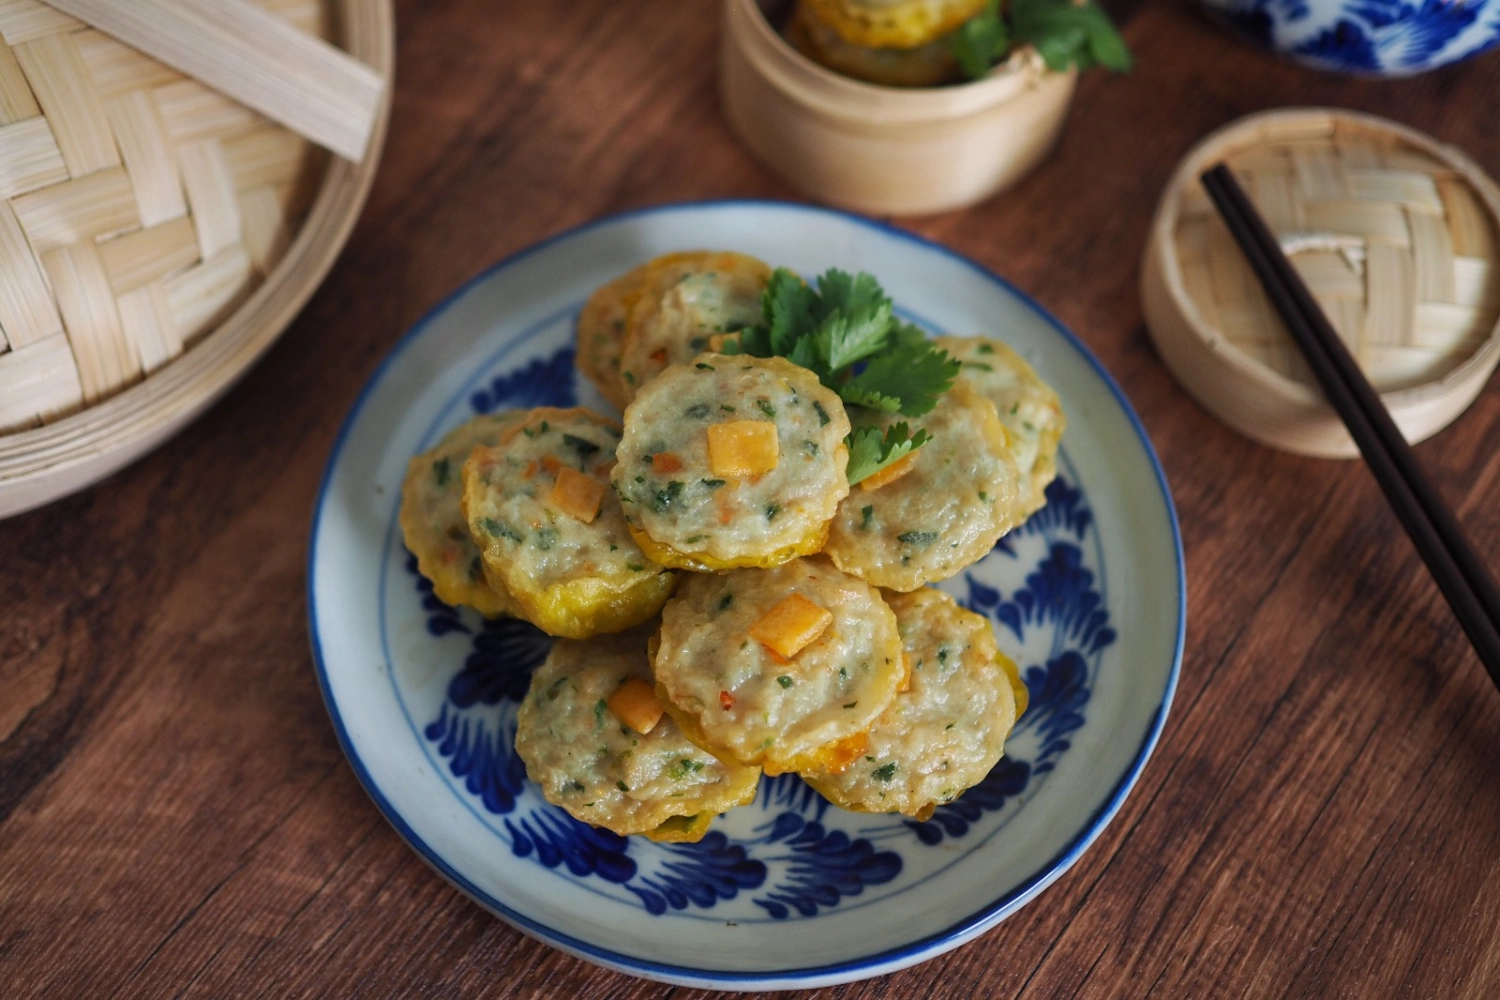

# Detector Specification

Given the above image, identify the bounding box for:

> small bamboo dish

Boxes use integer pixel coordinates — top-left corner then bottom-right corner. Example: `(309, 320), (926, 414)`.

(1142, 108), (1500, 458)
(720, 0), (1076, 216)
(0, 0), (392, 518)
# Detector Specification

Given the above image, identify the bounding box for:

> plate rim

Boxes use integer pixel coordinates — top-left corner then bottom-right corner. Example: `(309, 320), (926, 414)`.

(306, 198), (1186, 988)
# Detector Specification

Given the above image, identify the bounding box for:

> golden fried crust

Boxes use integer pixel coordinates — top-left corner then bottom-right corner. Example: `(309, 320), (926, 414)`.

(791, 1), (961, 86)
(628, 521), (830, 574)
(576, 261), (653, 412)
(399, 412), (526, 617)
(461, 407), (676, 638)
(801, 0), (988, 49)
(644, 813), (717, 843)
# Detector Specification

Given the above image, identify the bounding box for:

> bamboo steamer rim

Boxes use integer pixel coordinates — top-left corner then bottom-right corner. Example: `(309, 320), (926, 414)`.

(1151, 107), (1500, 413)
(729, 0), (1058, 125)
(0, 0), (393, 517)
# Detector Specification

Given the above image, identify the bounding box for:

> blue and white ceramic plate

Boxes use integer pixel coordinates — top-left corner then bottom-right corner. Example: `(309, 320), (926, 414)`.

(308, 201), (1185, 990)
(1199, 0), (1500, 75)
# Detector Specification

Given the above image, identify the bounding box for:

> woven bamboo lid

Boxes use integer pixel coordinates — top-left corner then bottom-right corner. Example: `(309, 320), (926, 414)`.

(1141, 108), (1500, 457)
(0, 0), (391, 517)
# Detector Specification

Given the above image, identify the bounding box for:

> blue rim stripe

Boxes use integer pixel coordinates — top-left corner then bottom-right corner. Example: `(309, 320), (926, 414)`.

(306, 199), (1187, 988)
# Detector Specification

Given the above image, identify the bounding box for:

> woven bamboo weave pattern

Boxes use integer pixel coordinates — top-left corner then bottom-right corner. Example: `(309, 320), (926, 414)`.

(0, 0), (328, 433)
(1174, 120), (1500, 393)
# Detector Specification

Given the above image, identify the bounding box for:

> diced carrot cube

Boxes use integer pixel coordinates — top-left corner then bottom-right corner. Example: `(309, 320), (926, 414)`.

(546, 466), (605, 523)
(540, 454), (562, 475)
(608, 677), (664, 735)
(651, 452), (684, 473)
(749, 594), (833, 660)
(707, 421), (779, 478)
(859, 450), (918, 491)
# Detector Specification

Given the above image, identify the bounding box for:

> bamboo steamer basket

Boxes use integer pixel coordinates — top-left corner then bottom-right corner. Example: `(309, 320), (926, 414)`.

(1142, 108), (1500, 458)
(0, 0), (393, 518)
(720, 0), (1076, 216)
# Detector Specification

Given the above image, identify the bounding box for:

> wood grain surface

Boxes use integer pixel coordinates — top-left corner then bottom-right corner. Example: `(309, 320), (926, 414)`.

(3, 1), (1499, 997)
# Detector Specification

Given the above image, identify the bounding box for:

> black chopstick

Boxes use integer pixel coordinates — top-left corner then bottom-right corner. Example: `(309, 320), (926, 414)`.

(1200, 163), (1500, 691)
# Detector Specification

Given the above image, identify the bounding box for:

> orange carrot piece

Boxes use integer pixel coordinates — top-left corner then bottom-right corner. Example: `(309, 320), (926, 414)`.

(608, 677), (664, 735)
(651, 452), (684, 474)
(749, 594), (833, 660)
(816, 731), (870, 775)
(545, 466), (606, 523)
(859, 450), (918, 491)
(707, 421), (779, 478)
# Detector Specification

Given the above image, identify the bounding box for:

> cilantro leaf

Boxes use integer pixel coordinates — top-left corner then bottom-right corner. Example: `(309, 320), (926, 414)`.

(733, 320), (771, 357)
(1011, 0), (1132, 73)
(730, 267), (958, 483)
(733, 268), (812, 358)
(787, 333), (826, 375)
(842, 342), (960, 417)
(845, 423), (931, 486)
(764, 268), (818, 355)
(817, 302), (893, 372)
(950, 1), (1008, 80)
(839, 383), (903, 414)
(951, 0), (1130, 80)
(815, 269), (887, 319)
(888, 320), (932, 353)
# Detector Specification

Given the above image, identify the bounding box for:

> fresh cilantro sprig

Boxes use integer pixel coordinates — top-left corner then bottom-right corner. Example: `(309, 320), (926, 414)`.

(728, 268), (959, 485)
(951, 0), (1131, 81)
(951, 3), (1011, 79)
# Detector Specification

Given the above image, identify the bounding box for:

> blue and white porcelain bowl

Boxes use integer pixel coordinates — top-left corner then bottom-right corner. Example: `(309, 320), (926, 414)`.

(1201, 0), (1500, 75)
(307, 201), (1185, 989)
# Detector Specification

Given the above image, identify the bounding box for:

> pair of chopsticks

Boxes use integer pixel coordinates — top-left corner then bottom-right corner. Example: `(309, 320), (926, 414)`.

(1200, 164), (1500, 692)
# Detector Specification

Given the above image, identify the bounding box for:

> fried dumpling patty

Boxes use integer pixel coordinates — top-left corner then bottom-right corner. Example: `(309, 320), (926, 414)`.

(462, 407), (675, 638)
(825, 380), (1023, 591)
(400, 412), (526, 617)
(575, 260), (654, 411)
(936, 335), (1064, 518)
(612, 354), (850, 571)
(516, 632), (761, 839)
(616, 251), (771, 399)
(653, 557), (903, 774)
(801, 0), (988, 49)
(800, 586), (1021, 819)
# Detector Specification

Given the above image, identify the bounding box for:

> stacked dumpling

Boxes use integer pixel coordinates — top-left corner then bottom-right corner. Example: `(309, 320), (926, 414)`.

(787, 0), (988, 86)
(400, 249), (1064, 841)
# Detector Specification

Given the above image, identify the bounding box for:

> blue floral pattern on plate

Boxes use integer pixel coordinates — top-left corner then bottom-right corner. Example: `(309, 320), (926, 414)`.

(1201, 0), (1500, 74)
(404, 343), (1116, 920)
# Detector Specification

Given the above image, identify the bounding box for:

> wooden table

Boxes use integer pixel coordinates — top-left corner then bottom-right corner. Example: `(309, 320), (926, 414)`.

(4, 1), (1499, 996)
